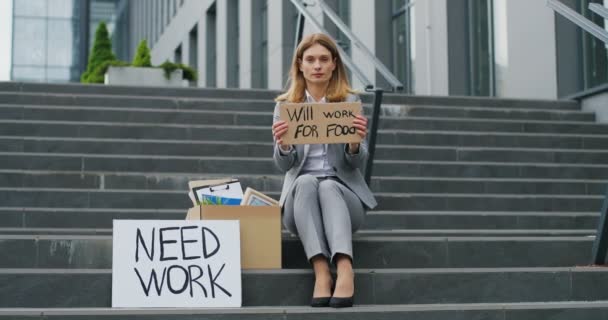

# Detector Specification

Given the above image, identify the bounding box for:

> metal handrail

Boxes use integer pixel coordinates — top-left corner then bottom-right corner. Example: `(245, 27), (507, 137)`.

(547, 0), (608, 264)
(290, 0), (373, 90)
(546, 0), (608, 45)
(589, 3), (608, 20)
(593, 187), (608, 265)
(318, 0), (404, 91)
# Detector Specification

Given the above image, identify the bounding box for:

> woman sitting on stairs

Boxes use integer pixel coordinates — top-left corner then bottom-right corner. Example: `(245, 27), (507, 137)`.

(271, 33), (378, 308)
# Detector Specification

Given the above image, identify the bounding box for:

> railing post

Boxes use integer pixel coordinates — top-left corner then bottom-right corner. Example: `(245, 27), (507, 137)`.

(365, 89), (383, 186)
(295, 12), (305, 51)
(592, 185), (608, 265)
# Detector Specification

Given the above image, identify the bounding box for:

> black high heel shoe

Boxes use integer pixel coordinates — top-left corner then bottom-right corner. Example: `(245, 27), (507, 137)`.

(310, 296), (331, 307)
(329, 295), (354, 308)
(310, 283), (335, 307)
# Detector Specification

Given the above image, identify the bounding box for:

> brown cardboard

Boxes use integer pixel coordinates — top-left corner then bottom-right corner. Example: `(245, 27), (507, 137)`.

(186, 205), (282, 269)
(279, 102), (363, 145)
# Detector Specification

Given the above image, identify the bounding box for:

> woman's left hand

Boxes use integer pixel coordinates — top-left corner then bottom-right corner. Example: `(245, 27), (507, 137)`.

(348, 114), (368, 154)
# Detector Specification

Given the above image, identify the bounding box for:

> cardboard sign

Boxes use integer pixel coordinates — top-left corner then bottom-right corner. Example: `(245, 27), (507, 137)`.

(112, 220), (241, 308)
(279, 102), (363, 144)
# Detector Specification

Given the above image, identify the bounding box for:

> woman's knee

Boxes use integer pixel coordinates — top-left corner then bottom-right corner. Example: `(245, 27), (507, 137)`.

(293, 174), (318, 193)
(318, 180), (342, 197)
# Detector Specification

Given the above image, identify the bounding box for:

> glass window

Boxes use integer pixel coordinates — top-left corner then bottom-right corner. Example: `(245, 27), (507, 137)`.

(392, 0), (414, 92)
(226, 0), (239, 87)
(48, 0), (75, 18)
(581, 0), (608, 89)
(12, 66), (46, 81)
(175, 44), (182, 64)
(468, 0), (494, 96)
(47, 19), (75, 67)
(255, 0), (268, 88)
(206, 3), (217, 87)
(189, 25), (198, 71)
(46, 67), (72, 81)
(12, 18), (47, 65)
(14, 0), (47, 17)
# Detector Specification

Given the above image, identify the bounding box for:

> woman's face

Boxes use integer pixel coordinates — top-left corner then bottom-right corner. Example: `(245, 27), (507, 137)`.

(299, 43), (336, 86)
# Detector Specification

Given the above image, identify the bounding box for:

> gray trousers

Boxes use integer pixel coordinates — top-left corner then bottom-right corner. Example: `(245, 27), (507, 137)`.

(282, 174), (366, 262)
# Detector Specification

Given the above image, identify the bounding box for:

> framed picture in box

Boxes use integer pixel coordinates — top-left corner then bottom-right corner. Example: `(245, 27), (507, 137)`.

(241, 188), (279, 206)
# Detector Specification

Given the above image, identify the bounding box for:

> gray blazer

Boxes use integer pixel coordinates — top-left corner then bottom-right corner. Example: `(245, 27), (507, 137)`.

(272, 93), (378, 210)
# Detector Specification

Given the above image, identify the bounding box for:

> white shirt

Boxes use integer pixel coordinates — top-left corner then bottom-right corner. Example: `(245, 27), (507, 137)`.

(299, 90), (336, 177)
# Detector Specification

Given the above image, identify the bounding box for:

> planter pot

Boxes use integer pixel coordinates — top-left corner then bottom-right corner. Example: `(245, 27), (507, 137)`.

(104, 66), (185, 87)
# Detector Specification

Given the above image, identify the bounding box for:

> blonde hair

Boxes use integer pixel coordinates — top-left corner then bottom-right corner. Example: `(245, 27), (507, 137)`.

(276, 33), (353, 103)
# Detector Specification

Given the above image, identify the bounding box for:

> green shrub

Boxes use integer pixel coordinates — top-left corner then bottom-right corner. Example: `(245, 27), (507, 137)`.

(87, 60), (130, 83)
(81, 22), (116, 83)
(132, 40), (152, 67)
(159, 60), (198, 82)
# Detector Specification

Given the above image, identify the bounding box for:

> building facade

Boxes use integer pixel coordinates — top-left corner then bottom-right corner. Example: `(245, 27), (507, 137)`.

(11, 0), (608, 99)
(131, 0), (607, 99)
(11, 0), (130, 82)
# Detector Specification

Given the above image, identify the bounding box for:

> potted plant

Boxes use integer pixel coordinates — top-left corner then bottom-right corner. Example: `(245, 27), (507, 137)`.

(104, 40), (198, 87)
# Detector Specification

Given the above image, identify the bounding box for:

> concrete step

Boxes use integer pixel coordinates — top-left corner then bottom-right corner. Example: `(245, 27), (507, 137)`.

(365, 211), (599, 230)
(0, 102), (595, 122)
(0, 82), (282, 101)
(3, 301), (608, 320)
(3, 118), (608, 139)
(3, 120), (608, 150)
(0, 227), (594, 237)
(3, 124), (608, 150)
(3, 153), (608, 179)
(1, 170), (604, 195)
(0, 267), (605, 307)
(380, 131), (608, 149)
(7, 130), (608, 150)
(0, 234), (593, 269)
(0, 83), (581, 109)
(5, 137), (608, 164)
(0, 188), (602, 211)
(0, 207), (597, 230)
(382, 104), (594, 121)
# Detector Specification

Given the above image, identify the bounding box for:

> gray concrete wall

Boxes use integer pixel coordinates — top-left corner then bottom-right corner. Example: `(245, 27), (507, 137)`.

(350, 0), (376, 91)
(145, 0), (568, 99)
(267, 0), (284, 90)
(239, 0), (252, 89)
(493, 0), (558, 99)
(412, 0), (450, 96)
(150, 0), (213, 76)
(582, 91), (608, 123)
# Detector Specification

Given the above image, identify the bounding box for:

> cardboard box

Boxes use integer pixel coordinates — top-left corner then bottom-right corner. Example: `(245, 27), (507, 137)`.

(186, 205), (282, 269)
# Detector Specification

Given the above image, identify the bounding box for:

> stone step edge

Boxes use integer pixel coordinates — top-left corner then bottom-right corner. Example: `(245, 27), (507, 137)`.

(5, 151), (608, 168)
(0, 102), (594, 117)
(2, 114), (604, 127)
(2, 300), (608, 315)
(0, 266), (604, 274)
(0, 227), (595, 235)
(0, 207), (598, 216)
(0, 86), (580, 107)
(1, 169), (606, 184)
(1, 187), (604, 198)
(4, 121), (608, 139)
(6, 135), (608, 155)
(0, 234), (594, 242)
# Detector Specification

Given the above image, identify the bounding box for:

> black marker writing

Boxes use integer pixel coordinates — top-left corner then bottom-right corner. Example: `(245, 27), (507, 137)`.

(294, 124), (318, 139)
(287, 106), (314, 121)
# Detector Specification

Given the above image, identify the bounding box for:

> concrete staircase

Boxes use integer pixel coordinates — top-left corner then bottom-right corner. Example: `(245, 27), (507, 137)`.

(1, 82), (608, 319)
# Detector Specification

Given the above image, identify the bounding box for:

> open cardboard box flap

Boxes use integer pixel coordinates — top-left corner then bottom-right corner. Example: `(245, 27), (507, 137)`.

(186, 204), (282, 269)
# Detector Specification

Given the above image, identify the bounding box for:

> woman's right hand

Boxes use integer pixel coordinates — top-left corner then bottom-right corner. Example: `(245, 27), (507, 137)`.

(272, 120), (291, 151)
